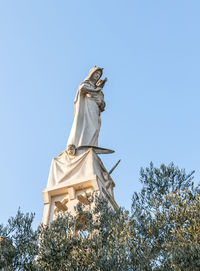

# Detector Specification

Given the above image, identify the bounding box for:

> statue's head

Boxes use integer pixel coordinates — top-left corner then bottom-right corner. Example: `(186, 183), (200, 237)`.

(84, 66), (103, 84)
(67, 144), (76, 156)
(91, 70), (102, 82)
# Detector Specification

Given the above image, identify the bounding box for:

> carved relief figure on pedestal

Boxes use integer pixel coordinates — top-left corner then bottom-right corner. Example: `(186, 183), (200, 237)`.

(67, 66), (107, 148)
(66, 144), (76, 156)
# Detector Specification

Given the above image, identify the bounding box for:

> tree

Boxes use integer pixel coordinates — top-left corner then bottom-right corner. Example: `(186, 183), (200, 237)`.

(131, 162), (200, 270)
(0, 163), (199, 270)
(37, 197), (130, 271)
(0, 210), (38, 270)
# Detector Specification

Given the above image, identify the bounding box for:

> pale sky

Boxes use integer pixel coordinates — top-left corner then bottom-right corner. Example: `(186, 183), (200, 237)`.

(0, 0), (200, 227)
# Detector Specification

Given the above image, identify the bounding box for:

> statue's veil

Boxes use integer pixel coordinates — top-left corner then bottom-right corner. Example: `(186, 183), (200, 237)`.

(74, 66), (103, 105)
(82, 66), (103, 84)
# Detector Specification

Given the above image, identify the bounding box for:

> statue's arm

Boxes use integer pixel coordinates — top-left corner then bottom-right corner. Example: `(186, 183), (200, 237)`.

(80, 83), (101, 94)
(100, 100), (106, 112)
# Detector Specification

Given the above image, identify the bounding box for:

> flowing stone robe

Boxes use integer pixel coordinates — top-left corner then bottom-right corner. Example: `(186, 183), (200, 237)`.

(67, 67), (105, 148)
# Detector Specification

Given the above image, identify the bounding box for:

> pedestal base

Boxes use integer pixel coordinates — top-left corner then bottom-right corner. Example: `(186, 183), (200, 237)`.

(42, 148), (117, 225)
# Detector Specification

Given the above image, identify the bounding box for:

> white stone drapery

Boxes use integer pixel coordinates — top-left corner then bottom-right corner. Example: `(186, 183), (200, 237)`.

(67, 67), (105, 148)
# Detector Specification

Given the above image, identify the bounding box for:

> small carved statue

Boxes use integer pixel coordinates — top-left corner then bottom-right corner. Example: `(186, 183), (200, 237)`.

(67, 144), (76, 156)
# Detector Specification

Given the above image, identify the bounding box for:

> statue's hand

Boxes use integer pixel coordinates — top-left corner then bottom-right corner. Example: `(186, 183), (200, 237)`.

(96, 78), (107, 89)
(81, 84), (101, 94)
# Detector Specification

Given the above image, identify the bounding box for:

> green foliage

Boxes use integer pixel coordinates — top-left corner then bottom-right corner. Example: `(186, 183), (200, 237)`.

(0, 163), (199, 270)
(0, 209), (38, 270)
(37, 197), (130, 271)
(131, 162), (200, 270)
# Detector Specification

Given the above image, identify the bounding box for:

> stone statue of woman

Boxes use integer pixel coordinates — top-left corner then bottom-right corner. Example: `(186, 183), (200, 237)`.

(67, 66), (107, 149)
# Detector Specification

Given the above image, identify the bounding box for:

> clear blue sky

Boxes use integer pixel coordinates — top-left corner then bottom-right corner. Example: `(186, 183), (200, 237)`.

(0, 0), (200, 227)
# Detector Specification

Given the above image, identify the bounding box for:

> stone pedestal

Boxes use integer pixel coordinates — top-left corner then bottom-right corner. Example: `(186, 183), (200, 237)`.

(42, 148), (118, 225)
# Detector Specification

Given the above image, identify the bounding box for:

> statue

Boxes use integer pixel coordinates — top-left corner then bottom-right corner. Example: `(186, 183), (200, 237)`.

(67, 66), (107, 149)
(42, 67), (119, 225)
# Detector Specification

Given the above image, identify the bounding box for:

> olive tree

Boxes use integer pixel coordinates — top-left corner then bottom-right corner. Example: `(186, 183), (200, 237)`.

(0, 163), (199, 271)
